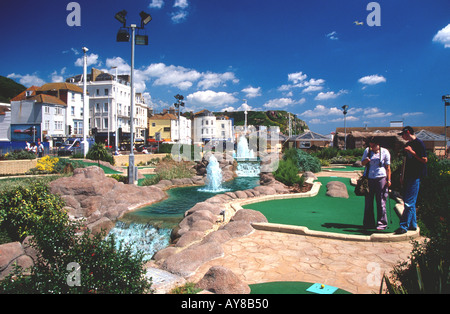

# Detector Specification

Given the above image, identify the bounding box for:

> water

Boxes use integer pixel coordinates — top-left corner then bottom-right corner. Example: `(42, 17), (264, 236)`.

(236, 161), (261, 177)
(236, 135), (254, 159)
(107, 177), (259, 260)
(198, 155), (225, 192)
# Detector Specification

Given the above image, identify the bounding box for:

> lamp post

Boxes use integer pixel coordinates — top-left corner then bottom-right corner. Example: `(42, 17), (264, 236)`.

(342, 105), (349, 150)
(115, 10), (152, 184)
(443, 95), (450, 158)
(174, 94), (184, 162)
(82, 47), (89, 157)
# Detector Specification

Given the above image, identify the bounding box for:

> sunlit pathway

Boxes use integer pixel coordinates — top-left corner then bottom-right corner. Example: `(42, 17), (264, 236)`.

(188, 229), (418, 294)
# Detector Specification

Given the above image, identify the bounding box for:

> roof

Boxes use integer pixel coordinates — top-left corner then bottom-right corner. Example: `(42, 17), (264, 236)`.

(336, 126), (450, 137)
(38, 83), (83, 94)
(194, 109), (214, 117)
(10, 86), (40, 102)
(415, 129), (446, 142)
(149, 113), (178, 120)
(29, 94), (67, 106)
(291, 130), (330, 141)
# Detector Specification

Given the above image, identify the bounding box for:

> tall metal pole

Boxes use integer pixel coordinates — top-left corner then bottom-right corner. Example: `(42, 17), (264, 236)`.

(82, 47), (89, 157)
(128, 25), (137, 184)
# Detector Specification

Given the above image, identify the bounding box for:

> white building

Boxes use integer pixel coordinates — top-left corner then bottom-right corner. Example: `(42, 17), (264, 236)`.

(9, 83), (85, 145)
(0, 103), (11, 141)
(66, 68), (148, 146)
(192, 110), (233, 144)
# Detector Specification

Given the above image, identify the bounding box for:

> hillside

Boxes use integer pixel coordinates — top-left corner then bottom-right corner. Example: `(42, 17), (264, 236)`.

(214, 110), (308, 135)
(0, 76), (26, 103)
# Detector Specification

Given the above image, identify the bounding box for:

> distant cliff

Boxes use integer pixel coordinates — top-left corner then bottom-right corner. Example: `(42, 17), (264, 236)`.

(0, 76), (26, 103)
(214, 110), (308, 135)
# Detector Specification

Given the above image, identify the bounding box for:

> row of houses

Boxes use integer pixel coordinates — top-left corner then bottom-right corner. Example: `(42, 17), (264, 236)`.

(0, 67), (272, 148)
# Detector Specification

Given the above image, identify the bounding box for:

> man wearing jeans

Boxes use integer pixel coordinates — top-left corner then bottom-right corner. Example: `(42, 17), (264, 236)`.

(395, 126), (427, 234)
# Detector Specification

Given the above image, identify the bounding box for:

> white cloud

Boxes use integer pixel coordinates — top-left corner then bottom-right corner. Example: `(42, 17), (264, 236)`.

(401, 112), (423, 118)
(314, 90), (347, 100)
(51, 67), (66, 83)
(174, 0), (189, 9)
(263, 97), (305, 109)
(7, 73), (45, 87)
(186, 90), (238, 108)
(105, 57), (131, 74)
(149, 0), (165, 9)
(326, 31), (339, 40)
(242, 86), (261, 98)
(144, 63), (201, 90)
(288, 71), (307, 84)
(75, 53), (100, 67)
(300, 105), (342, 117)
(198, 72), (239, 89)
(358, 74), (386, 85)
(363, 107), (393, 119)
(171, 10), (188, 23)
(302, 85), (323, 93)
(433, 24), (450, 48)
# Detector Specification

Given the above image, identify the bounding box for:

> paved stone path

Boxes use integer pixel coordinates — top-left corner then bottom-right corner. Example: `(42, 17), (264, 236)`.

(188, 229), (418, 294)
(184, 170), (418, 294)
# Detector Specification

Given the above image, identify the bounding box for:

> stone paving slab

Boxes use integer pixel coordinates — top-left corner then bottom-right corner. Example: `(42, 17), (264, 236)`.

(188, 229), (419, 294)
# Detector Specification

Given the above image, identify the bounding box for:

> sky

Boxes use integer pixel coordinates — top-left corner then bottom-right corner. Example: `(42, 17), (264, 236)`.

(1, 0), (449, 135)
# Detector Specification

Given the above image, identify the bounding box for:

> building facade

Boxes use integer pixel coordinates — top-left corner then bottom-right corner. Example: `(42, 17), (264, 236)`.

(192, 110), (233, 144)
(148, 108), (191, 144)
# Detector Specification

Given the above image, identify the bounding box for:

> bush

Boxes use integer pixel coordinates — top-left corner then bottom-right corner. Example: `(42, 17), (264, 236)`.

(2, 150), (36, 160)
(0, 181), (152, 294)
(141, 160), (195, 186)
(86, 143), (115, 166)
(273, 158), (304, 186)
(283, 148), (321, 173)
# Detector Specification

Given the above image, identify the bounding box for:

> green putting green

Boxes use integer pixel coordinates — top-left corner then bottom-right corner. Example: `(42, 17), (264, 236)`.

(242, 177), (399, 236)
(249, 281), (351, 294)
(323, 165), (364, 172)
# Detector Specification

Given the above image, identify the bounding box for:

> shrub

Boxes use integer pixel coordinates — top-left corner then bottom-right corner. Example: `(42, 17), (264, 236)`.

(0, 181), (152, 294)
(141, 160), (195, 186)
(273, 158), (304, 186)
(3, 150), (36, 160)
(86, 143), (115, 166)
(283, 148), (321, 173)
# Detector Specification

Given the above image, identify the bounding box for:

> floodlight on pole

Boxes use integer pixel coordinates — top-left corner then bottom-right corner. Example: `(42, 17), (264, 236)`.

(342, 105), (349, 150)
(82, 47), (89, 157)
(115, 10), (152, 184)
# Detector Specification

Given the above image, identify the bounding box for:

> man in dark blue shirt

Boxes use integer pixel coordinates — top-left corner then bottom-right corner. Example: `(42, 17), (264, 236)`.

(395, 126), (428, 234)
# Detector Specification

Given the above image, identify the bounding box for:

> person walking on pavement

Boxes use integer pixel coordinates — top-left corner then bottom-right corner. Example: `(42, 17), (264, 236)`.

(395, 126), (427, 234)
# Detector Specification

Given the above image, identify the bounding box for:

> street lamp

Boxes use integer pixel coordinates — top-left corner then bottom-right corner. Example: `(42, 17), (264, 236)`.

(342, 105), (349, 150)
(443, 95), (450, 158)
(82, 47), (89, 157)
(115, 10), (152, 184)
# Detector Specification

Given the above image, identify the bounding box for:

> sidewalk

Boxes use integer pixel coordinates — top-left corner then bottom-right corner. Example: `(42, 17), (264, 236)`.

(188, 229), (418, 294)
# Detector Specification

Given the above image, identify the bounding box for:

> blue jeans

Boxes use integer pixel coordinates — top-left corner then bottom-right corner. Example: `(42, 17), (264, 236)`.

(399, 178), (420, 231)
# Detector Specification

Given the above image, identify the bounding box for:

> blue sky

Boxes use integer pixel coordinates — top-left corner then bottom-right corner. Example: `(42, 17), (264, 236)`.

(1, 0), (449, 135)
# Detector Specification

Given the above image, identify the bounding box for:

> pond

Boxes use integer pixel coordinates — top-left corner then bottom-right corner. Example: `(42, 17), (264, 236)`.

(107, 177), (260, 260)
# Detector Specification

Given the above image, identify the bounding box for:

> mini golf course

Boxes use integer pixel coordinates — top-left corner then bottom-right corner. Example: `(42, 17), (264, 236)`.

(249, 281), (352, 294)
(242, 176), (400, 236)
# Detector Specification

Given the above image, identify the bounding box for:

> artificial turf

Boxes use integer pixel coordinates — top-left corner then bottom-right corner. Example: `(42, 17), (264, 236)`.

(242, 177), (400, 236)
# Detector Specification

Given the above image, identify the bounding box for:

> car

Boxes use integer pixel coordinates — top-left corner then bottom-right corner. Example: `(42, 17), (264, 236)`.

(57, 138), (82, 156)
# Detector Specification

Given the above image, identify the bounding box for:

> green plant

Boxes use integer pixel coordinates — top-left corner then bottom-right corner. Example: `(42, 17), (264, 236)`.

(283, 148), (321, 173)
(0, 181), (152, 294)
(170, 282), (202, 294)
(110, 174), (127, 183)
(86, 143), (115, 166)
(141, 160), (195, 186)
(273, 158), (304, 186)
(3, 150), (36, 160)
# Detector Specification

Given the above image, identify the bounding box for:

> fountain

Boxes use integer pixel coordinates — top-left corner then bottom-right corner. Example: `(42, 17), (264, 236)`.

(198, 154), (227, 192)
(234, 135), (261, 177)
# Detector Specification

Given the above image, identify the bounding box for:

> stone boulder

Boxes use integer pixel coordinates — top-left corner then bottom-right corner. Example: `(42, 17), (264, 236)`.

(219, 220), (254, 239)
(326, 181), (349, 199)
(48, 166), (167, 233)
(161, 241), (224, 277)
(0, 241), (35, 280)
(195, 266), (250, 294)
(231, 209), (268, 224)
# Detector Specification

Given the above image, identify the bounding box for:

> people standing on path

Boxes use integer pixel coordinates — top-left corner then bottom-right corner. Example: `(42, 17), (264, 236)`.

(361, 137), (391, 230)
(395, 126), (427, 234)
(37, 140), (44, 158)
(25, 141), (31, 152)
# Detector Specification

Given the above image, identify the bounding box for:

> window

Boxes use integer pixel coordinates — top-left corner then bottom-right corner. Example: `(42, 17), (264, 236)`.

(104, 88), (109, 96)
(45, 120), (50, 130)
(71, 93), (75, 101)
(163, 127), (170, 132)
(55, 121), (63, 130)
(56, 107), (63, 115)
(152, 123), (156, 127)
(71, 106), (75, 116)
(96, 103), (100, 112)
(104, 118), (109, 129)
(95, 118), (101, 128)
(104, 103), (108, 113)
(96, 89), (100, 96)
(222, 123), (225, 129)
(44, 106), (50, 114)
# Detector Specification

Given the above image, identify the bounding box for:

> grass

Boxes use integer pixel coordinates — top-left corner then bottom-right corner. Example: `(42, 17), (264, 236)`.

(243, 176), (400, 236)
